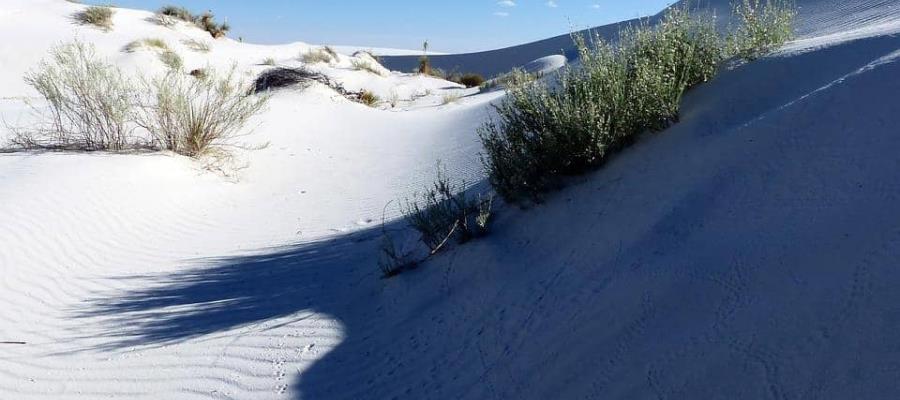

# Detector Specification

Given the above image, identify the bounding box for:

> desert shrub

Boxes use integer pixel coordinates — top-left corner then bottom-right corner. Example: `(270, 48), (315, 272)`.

(149, 12), (177, 27)
(458, 73), (485, 88)
(480, 6), (724, 201)
(159, 50), (183, 71)
(402, 165), (493, 253)
(357, 90), (379, 107)
(135, 67), (268, 158)
(74, 5), (114, 30)
(301, 48), (335, 64)
(182, 39), (211, 53)
(729, 0), (796, 61)
(262, 57), (276, 66)
(15, 40), (136, 150)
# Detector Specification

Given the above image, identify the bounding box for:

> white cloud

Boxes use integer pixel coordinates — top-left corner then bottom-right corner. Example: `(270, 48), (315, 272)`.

(494, 11), (511, 17)
(546, 1), (558, 7)
(497, 0), (516, 7)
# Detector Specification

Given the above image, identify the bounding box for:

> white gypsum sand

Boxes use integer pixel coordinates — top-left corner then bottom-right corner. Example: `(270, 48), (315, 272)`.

(2, 0), (900, 399)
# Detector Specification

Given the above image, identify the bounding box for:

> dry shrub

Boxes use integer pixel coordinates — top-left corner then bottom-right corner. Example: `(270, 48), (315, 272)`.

(74, 5), (114, 31)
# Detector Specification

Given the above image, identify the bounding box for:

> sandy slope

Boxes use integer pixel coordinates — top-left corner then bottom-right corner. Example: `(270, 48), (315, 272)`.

(2, 0), (900, 399)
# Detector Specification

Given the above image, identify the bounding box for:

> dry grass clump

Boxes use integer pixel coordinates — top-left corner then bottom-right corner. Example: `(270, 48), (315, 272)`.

(262, 57), (276, 66)
(357, 90), (379, 107)
(441, 92), (461, 105)
(123, 38), (169, 53)
(159, 50), (183, 71)
(182, 39), (211, 53)
(157, 6), (230, 38)
(74, 5), (114, 31)
(136, 67), (268, 158)
(251, 67), (330, 93)
(301, 47), (336, 64)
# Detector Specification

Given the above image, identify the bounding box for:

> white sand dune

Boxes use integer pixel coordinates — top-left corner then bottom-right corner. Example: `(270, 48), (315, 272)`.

(2, 0), (900, 399)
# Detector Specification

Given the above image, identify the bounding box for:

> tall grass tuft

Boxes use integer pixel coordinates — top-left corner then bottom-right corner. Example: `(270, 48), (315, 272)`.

(479, 7), (724, 201)
(136, 67), (269, 158)
(729, 0), (796, 61)
(74, 5), (114, 31)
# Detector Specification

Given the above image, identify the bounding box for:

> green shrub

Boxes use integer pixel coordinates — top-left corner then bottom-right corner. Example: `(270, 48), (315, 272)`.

(729, 0), (796, 61)
(74, 5), (114, 30)
(135, 67), (269, 158)
(480, 6), (724, 201)
(16, 40), (135, 150)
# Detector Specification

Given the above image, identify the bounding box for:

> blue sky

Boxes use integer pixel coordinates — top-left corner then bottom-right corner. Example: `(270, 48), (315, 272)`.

(93, 1), (675, 52)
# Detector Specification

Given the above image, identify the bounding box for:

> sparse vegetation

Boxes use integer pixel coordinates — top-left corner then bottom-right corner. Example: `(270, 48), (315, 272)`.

(74, 5), (114, 31)
(14, 41), (136, 150)
(158, 5), (194, 22)
(729, 0), (796, 61)
(480, 6), (725, 201)
(135, 67), (269, 158)
(418, 40), (432, 75)
(262, 57), (276, 66)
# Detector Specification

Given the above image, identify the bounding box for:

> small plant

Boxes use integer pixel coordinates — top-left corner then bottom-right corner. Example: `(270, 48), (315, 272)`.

(357, 90), (379, 107)
(182, 39), (211, 53)
(729, 0), (796, 61)
(458, 73), (485, 88)
(74, 5), (114, 31)
(402, 164), (493, 253)
(388, 90), (400, 108)
(149, 12), (177, 27)
(301, 48), (335, 64)
(135, 66), (269, 158)
(262, 57), (276, 66)
(159, 50), (183, 71)
(15, 40), (136, 150)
